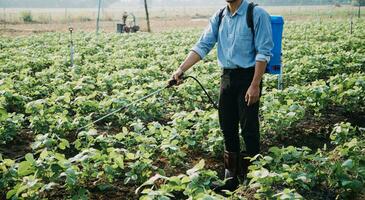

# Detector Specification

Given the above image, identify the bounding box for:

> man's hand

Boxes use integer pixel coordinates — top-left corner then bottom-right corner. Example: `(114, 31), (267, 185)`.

(170, 68), (184, 86)
(245, 60), (266, 106)
(168, 51), (201, 87)
(245, 84), (260, 106)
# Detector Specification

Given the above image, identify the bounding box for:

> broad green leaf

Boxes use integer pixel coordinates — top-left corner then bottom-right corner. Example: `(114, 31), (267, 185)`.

(39, 149), (49, 160)
(74, 139), (82, 149)
(114, 156), (124, 169)
(251, 168), (270, 179)
(341, 159), (354, 169)
(59, 139), (70, 150)
(25, 153), (35, 163)
(4, 159), (15, 166)
(187, 159), (205, 175)
(6, 188), (17, 199)
(0, 108), (8, 121)
(126, 153), (135, 160)
(18, 161), (35, 176)
(181, 176), (190, 184)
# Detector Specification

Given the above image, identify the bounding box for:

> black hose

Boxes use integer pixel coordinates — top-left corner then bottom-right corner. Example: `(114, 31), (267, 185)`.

(185, 76), (219, 110)
(168, 75), (218, 110)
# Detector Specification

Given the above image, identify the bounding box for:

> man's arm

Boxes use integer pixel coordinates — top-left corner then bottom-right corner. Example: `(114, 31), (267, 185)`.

(245, 8), (274, 106)
(172, 51), (201, 84)
(171, 10), (221, 84)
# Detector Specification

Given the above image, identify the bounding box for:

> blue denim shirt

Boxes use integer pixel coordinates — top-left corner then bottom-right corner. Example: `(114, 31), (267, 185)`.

(192, 0), (274, 69)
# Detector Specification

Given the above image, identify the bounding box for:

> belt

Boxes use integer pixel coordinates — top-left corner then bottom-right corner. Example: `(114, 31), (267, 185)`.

(223, 66), (255, 73)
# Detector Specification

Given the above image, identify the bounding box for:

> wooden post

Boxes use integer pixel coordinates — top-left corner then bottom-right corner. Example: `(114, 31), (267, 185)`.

(96, 0), (102, 34)
(358, 0), (361, 18)
(144, 0), (151, 32)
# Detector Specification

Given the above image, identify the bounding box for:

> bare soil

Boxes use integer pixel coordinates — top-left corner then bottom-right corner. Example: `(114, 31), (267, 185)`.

(0, 18), (208, 37)
(1, 5), (364, 37)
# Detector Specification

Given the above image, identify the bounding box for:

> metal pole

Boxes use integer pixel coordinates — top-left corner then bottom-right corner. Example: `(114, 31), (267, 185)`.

(144, 0), (151, 32)
(69, 27), (74, 67)
(96, 0), (102, 34)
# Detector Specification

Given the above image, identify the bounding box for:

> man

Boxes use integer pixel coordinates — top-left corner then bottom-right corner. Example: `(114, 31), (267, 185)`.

(170, 0), (273, 191)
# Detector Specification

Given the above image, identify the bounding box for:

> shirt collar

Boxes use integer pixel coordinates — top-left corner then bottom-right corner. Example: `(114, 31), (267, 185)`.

(224, 0), (248, 17)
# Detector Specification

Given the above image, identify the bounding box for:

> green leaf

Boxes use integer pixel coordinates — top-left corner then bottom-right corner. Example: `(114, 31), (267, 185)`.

(181, 176), (190, 184)
(74, 139), (82, 149)
(114, 156), (124, 169)
(6, 188), (17, 199)
(115, 133), (125, 140)
(71, 188), (88, 200)
(195, 159), (205, 170)
(350, 180), (363, 191)
(39, 149), (49, 160)
(15, 185), (28, 196)
(269, 146), (282, 156)
(341, 159), (354, 169)
(25, 153), (35, 163)
(131, 174), (138, 180)
(169, 176), (181, 185)
(18, 161), (35, 176)
(65, 168), (77, 186)
(59, 139), (70, 150)
(126, 153), (136, 160)
(187, 159), (205, 175)
(251, 168), (270, 179)
(0, 108), (8, 121)
(122, 127), (129, 134)
(4, 159), (15, 166)
(341, 179), (363, 191)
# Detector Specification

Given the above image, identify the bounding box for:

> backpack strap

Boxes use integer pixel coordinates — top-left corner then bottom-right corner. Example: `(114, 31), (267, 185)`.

(218, 7), (226, 28)
(247, 2), (258, 56)
(247, 2), (258, 38)
(216, 7), (226, 37)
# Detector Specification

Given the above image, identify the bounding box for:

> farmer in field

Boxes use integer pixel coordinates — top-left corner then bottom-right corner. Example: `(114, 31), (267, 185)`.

(170, 0), (273, 192)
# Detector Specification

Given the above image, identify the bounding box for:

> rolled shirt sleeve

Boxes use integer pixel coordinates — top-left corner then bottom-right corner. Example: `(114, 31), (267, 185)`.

(191, 11), (220, 59)
(253, 7), (274, 63)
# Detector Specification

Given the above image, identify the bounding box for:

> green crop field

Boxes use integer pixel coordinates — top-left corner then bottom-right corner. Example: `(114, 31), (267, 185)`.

(0, 18), (365, 199)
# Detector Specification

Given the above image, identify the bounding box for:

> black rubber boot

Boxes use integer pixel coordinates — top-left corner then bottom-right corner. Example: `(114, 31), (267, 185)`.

(238, 151), (251, 184)
(212, 151), (240, 192)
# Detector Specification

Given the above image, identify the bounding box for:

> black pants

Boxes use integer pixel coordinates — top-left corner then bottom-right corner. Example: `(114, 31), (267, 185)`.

(218, 68), (262, 156)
